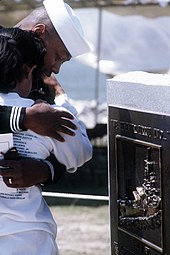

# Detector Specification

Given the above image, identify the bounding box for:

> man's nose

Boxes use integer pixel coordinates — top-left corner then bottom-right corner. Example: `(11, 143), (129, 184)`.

(52, 62), (62, 74)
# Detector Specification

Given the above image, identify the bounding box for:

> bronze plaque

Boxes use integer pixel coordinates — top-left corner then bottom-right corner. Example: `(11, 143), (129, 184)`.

(108, 106), (170, 255)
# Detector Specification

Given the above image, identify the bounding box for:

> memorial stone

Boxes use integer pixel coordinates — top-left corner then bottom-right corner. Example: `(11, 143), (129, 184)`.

(107, 71), (170, 255)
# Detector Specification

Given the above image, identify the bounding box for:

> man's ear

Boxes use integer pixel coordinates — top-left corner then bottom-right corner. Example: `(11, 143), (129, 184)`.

(32, 24), (46, 35)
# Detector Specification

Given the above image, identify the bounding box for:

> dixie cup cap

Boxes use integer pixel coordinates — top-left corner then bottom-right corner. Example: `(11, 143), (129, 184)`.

(43, 0), (91, 57)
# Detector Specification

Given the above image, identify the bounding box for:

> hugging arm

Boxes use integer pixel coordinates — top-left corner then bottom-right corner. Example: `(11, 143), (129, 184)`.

(0, 105), (24, 133)
(0, 155), (66, 188)
(51, 94), (92, 172)
(0, 104), (74, 187)
(0, 104), (77, 141)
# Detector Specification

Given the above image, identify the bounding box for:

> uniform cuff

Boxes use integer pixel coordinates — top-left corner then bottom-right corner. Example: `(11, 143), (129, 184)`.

(10, 106), (27, 132)
(43, 159), (55, 181)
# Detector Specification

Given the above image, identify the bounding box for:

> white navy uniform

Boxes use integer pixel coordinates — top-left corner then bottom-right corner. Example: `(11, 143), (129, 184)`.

(0, 92), (92, 255)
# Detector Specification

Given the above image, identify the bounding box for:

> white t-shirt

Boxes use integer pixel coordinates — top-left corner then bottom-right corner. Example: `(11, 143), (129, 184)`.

(0, 92), (92, 238)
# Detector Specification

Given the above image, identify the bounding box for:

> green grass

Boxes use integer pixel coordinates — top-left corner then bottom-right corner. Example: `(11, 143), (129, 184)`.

(50, 205), (110, 255)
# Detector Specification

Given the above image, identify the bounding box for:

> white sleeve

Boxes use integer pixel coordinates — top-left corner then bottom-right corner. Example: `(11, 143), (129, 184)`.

(50, 97), (92, 173)
(54, 94), (78, 116)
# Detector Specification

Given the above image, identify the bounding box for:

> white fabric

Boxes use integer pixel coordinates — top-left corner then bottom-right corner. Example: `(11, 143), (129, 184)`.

(0, 93), (92, 171)
(0, 231), (59, 255)
(0, 92), (92, 254)
(43, 0), (91, 57)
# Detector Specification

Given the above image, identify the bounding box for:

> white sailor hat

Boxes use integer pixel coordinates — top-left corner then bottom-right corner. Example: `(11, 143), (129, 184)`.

(43, 0), (91, 57)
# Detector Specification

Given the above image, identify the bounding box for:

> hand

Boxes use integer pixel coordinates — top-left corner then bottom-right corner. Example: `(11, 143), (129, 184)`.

(0, 158), (51, 188)
(24, 102), (77, 142)
(43, 74), (65, 97)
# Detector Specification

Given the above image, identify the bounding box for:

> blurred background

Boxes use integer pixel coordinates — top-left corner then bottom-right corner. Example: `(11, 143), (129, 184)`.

(1, 1), (170, 253)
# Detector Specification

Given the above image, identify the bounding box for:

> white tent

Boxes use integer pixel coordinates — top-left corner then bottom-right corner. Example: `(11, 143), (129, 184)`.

(57, 8), (170, 127)
(75, 8), (170, 75)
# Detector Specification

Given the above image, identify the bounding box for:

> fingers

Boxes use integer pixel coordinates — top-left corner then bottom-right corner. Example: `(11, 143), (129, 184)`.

(57, 126), (76, 136)
(25, 103), (77, 139)
(0, 164), (18, 187)
(0, 158), (52, 188)
(48, 128), (75, 142)
(0, 160), (20, 176)
(51, 132), (65, 142)
(0, 166), (15, 178)
(0, 165), (10, 170)
(60, 118), (77, 131)
(55, 111), (77, 139)
(3, 176), (18, 188)
(0, 165), (29, 188)
(58, 110), (74, 120)
(55, 113), (78, 138)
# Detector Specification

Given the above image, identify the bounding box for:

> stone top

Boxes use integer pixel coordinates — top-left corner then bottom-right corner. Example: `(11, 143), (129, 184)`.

(107, 71), (170, 115)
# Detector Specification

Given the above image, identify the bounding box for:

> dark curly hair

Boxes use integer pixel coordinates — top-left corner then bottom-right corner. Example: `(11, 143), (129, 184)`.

(0, 27), (46, 93)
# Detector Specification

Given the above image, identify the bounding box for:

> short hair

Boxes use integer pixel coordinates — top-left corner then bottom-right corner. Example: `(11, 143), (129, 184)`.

(0, 27), (46, 93)
(18, 6), (51, 30)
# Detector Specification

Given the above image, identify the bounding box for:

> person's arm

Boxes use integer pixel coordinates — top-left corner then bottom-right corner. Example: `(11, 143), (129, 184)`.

(0, 158), (51, 188)
(0, 103), (73, 186)
(0, 155), (66, 188)
(0, 103), (76, 186)
(0, 76), (80, 187)
(45, 153), (66, 184)
(24, 102), (77, 142)
(51, 103), (92, 173)
(0, 105), (25, 133)
(0, 103), (77, 142)
(43, 75), (92, 171)
(43, 75), (92, 172)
